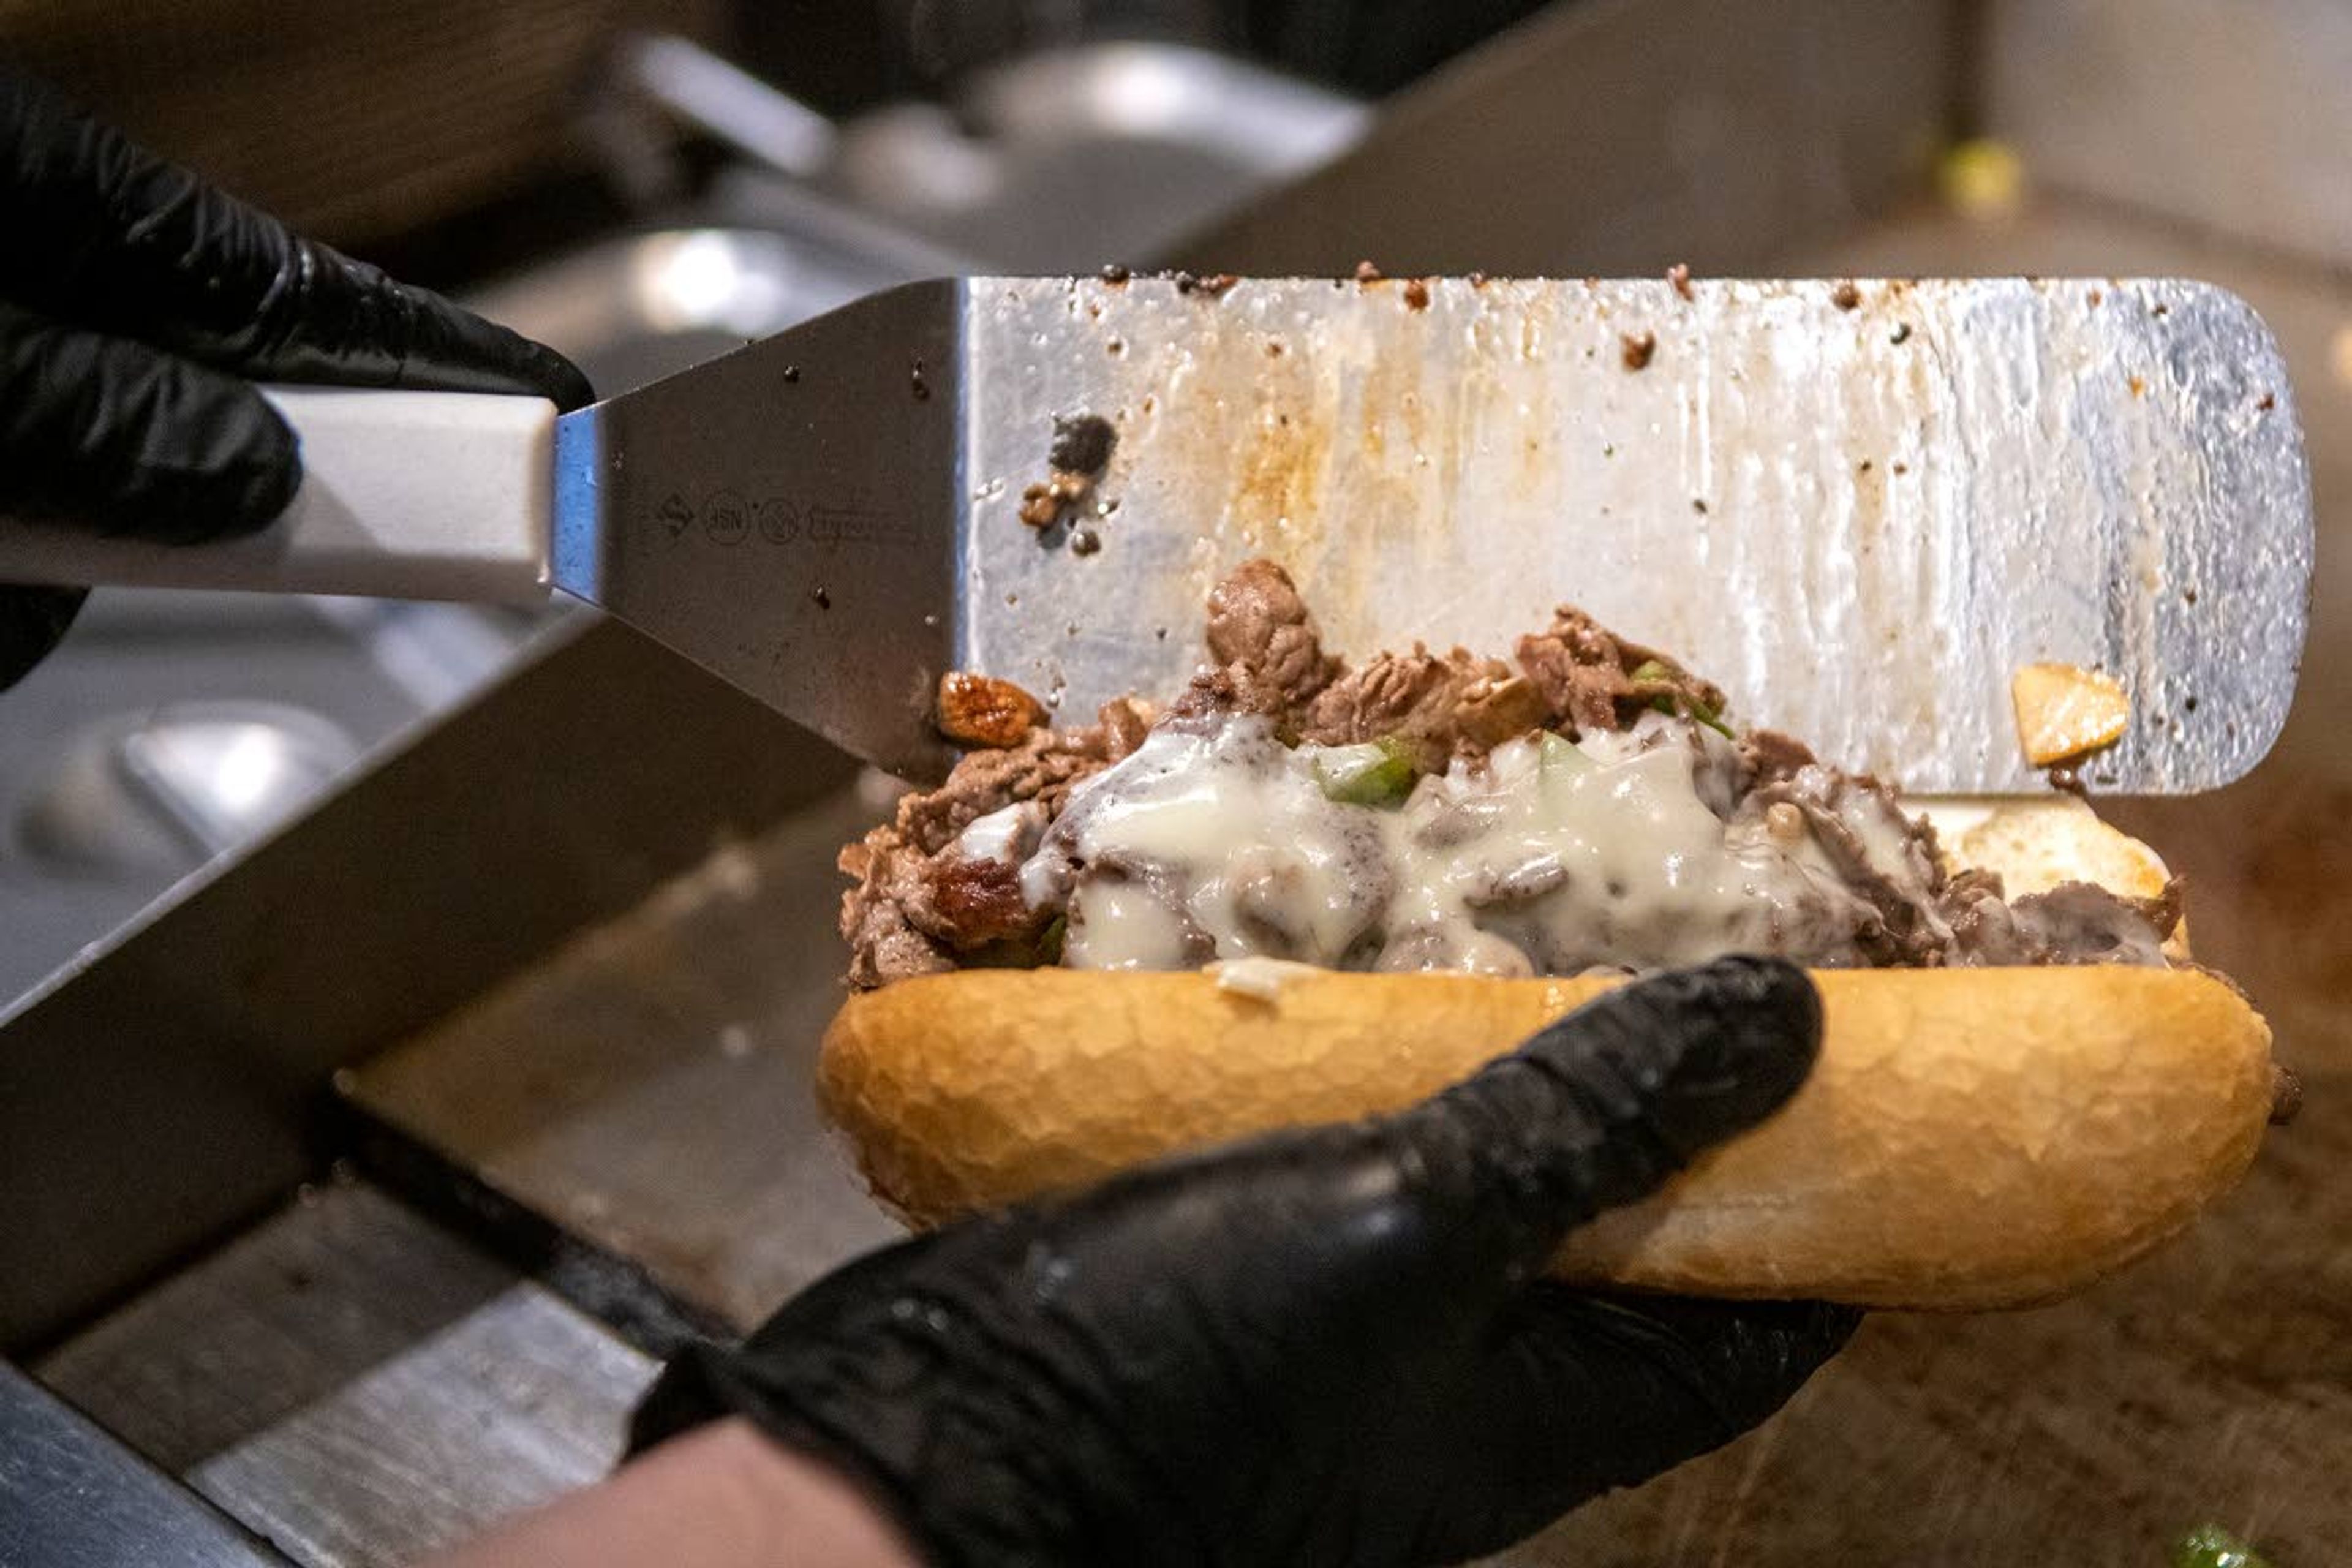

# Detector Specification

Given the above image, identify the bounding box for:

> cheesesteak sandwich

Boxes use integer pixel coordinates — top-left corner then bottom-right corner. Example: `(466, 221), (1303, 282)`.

(822, 560), (2280, 1308)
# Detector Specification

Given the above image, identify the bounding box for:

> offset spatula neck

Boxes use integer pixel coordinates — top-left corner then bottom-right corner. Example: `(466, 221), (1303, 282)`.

(549, 279), (965, 782)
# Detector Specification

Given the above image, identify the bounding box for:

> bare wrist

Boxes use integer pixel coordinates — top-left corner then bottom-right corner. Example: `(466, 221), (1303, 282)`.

(422, 1416), (924, 1568)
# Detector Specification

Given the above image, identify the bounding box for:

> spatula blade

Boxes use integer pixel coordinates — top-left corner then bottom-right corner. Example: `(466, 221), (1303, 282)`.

(954, 276), (2308, 794)
(565, 276), (2307, 793)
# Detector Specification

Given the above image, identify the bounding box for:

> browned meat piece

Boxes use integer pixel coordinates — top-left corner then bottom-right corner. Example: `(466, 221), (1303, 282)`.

(1300, 646), (1547, 772)
(936, 671), (1046, 749)
(1514, 609), (1621, 732)
(2132, 876), (2186, 943)
(1096, 695), (1156, 756)
(1515, 607), (1723, 736)
(839, 700), (1150, 988)
(1942, 875), (2179, 967)
(2012, 878), (2181, 961)
(1744, 766), (1954, 967)
(839, 848), (959, 989)
(913, 857), (1038, 947)
(1942, 865), (2007, 903)
(1738, 728), (1819, 788)
(1204, 558), (1338, 709)
(1166, 665), (1294, 727)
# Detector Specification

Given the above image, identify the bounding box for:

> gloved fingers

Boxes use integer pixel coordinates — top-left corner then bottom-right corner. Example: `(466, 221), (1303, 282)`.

(0, 299), (299, 542)
(1393, 956), (1822, 1277)
(0, 69), (592, 410)
(1406, 1286), (1861, 1564)
(0, 584), (90, 691)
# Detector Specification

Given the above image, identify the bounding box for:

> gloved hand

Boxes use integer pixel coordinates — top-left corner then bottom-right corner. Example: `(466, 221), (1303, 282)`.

(633, 957), (1858, 1568)
(0, 68), (592, 689)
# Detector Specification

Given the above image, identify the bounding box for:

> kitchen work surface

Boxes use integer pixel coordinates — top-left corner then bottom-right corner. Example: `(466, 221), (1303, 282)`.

(36, 1179), (656, 1568)
(341, 783), (900, 1334)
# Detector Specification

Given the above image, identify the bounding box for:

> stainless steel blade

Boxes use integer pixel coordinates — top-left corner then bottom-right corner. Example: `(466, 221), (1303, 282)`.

(960, 276), (2309, 793)
(552, 280), (963, 780)
(560, 276), (2310, 793)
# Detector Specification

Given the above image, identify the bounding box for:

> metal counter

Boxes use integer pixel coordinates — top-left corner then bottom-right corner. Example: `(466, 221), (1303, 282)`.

(1, 1362), (290, 1568)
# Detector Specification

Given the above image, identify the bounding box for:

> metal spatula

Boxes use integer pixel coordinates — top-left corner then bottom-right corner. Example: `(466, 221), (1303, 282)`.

(0, 276), (2310, 792)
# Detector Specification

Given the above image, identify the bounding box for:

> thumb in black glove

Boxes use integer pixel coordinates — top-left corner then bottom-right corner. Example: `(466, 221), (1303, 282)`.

(0, 67), (593, 689)
(633, 956), (1858, 1568)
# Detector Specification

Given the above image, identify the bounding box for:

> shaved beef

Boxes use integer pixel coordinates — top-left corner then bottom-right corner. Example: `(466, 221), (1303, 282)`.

(1743, 765), (1953, 967)
(1205, 559), (1336, 709)
(1738, 728), (1818, 788)
(840, 698), (1153, 987)
(1950, 877), (2182, 967)
(1515, 607), (1725, 736)
(1298, 646), (1548, 771)
(1193, 567), (1706, 763)
(1167, 665), (1294, 728)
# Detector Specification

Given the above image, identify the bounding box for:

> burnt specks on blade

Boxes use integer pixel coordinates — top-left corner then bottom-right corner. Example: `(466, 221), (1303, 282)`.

(951, 276), (2308, 794)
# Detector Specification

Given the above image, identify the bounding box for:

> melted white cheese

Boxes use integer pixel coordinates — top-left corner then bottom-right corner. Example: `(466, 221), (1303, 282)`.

(1026, 720), (1391, 970)
(1208, 956), (1326, 1001)
(956, 801), (1042, 864)
(1017, 712), (1917, 976)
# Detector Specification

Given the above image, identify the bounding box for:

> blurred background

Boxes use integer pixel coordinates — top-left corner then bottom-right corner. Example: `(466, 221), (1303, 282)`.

(2, 4), (2348, 1566)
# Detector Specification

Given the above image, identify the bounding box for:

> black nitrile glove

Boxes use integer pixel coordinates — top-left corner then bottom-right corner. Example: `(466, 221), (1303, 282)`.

(0, 69), (592, 688)
(633, 957), (1858, 1568)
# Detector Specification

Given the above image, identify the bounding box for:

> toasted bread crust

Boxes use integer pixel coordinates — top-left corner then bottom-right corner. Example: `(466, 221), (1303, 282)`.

(820, 965), (2272, 1310)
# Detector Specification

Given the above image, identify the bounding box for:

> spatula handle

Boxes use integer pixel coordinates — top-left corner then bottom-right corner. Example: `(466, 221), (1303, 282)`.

(0, 387), (558, 604)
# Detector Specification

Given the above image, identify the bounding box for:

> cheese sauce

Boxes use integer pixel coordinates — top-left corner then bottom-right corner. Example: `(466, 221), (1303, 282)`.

(1017, 712), (1939, 975)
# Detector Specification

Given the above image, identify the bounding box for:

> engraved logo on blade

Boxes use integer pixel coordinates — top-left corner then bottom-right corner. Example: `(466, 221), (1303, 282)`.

(633, 494), (921, 551)
(704, 491), (749, 545)
(657, 492), (693, 545)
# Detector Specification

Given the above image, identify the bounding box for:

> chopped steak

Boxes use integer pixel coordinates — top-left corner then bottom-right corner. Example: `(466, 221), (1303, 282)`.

(1204, 558), (1337, 709)
(1737, 728), (1819, 788)
(1300, 647), (1547, 771)
(1195, 562), (1716, 764)
(1515, 607), (1726, 736)
(1741, 765), (1953, 967)
(840, 559), (2179, 987)
(935, 671), (1046, 749)
(839, 698), (1152, 987)
(1946, 874), (2182, 967)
